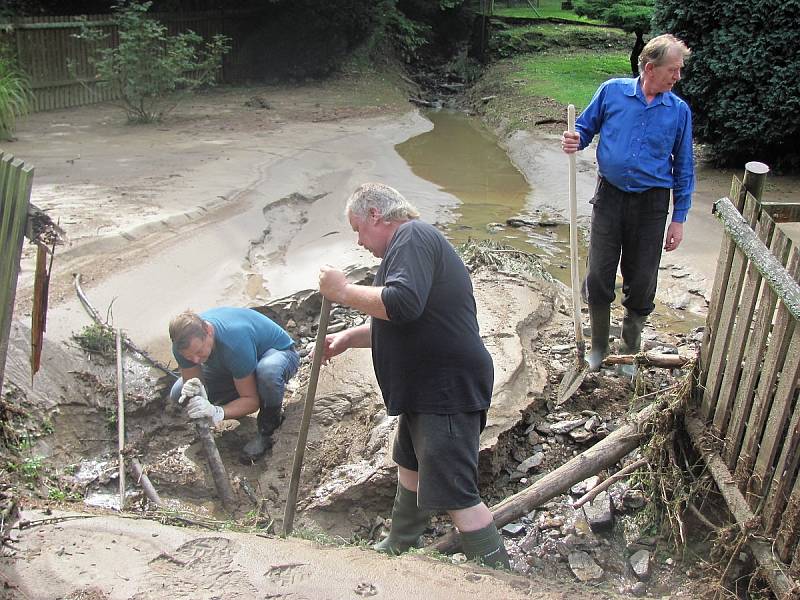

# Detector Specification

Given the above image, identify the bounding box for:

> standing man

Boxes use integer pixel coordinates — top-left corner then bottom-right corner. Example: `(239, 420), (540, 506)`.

(561, 34), (694, 374)
(169, 307), (299, 463)
(318, 183), (510, 569)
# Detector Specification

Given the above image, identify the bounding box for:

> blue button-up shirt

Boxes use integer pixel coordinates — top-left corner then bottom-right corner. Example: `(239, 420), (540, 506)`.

(576, 77), (694, 223)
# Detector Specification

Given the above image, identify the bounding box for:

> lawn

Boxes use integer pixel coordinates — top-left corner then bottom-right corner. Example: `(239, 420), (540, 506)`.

(492, 0), (604, 24)
(513, 51), (630, 108)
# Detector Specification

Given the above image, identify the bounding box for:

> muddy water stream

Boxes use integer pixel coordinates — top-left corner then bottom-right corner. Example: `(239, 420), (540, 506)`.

(396, 109), (704, 333)
(396, 110), (575, 285)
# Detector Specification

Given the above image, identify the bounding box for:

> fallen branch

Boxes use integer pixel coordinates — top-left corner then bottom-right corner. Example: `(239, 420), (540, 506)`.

(602, 352), (691, 369)
(572, 457), (649, 509)
(73, 273), (176, 377)
(428, 399), (666, 554)
(130, 458), (163, 507)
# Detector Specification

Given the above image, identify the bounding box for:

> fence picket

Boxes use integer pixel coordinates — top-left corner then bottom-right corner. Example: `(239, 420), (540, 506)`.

(725, 227), (788, 471)
(711, 194), (765, 436)
(761, 325), (800, 534)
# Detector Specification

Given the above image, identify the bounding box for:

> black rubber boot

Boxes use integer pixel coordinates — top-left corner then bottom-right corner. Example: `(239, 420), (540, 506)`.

(587, 304), (611, 371)
(241, 406), (284, 463)
(461, 523), (511, 570)
(618, 310), (647, 378)
(374, 484), (431, 555)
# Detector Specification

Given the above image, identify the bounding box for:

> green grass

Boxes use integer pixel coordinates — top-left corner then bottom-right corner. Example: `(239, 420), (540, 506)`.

(513, 51), (630, 108)
(493, 0), (603, 23)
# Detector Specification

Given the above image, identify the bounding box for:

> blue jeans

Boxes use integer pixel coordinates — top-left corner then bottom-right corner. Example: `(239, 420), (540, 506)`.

(170, 347), (300, 415)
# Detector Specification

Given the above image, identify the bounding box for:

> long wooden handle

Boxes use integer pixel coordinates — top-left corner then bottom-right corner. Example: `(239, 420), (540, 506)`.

(567, 104), (584, 354)
(283, 296), (332, 535)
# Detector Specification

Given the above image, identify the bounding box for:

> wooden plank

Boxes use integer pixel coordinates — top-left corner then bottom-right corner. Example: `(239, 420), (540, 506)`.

(737, 246), (800, 495)
(686, 416), (796, 598)
(699, 165), (771, 400)
(710, 195), (764, 435)
(0, 157), (34, 395)
(761, 328), (800, 535)
(698, 177), (744, 402)
(761, 202), (800, 224)
(725, 228), (788, 470)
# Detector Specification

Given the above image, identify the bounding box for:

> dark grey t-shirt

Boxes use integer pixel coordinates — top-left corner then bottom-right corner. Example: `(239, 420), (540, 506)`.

(372, 219), (493, 416)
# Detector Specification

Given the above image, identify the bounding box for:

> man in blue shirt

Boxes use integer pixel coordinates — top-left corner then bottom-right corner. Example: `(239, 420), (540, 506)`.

(169, 307), (299, 463)
(561, 33), (694, 374)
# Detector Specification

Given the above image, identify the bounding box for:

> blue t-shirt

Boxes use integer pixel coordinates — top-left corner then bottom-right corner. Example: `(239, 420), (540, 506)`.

(576, 77), (694, 223)
(173, 307), (293, 379)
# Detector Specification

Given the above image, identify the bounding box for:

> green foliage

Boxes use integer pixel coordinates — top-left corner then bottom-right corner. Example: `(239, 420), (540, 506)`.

(74, 0), (230, 123)
(653, 0), (800, 170)
(72, 323), (116, 360)
(383, 4), (433, 63)
(489, 22), (630, 58)
(574, 0), (652, 33)
(0, 53), (33, 140)
(493, 0), (602, 21)
(8, 455), (44, 482)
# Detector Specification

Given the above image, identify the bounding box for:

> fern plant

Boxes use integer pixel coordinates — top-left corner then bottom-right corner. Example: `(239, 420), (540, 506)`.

(0, 56), (33, 140)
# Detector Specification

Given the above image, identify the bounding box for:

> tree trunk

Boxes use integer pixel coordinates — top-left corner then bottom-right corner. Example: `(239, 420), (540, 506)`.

(630, 30), (645, 76)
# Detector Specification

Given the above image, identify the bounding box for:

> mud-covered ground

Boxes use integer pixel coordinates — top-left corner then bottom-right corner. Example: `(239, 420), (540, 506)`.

(1, 65), (797, 598)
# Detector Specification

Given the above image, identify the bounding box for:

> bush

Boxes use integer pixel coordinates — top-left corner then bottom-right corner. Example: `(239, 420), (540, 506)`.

(0, 54), (33, 140)
(74, 0), (230, 123)
(653, 0), (800, 170)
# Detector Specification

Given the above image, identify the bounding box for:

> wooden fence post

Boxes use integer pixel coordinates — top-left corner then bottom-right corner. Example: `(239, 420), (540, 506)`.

(0, 153), (35, 396)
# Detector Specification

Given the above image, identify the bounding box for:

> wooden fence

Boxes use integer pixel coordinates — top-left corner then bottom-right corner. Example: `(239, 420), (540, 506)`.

(0, 152), (34, 396)
(0, 10), (263, 112)
(693, 161), (800, 595)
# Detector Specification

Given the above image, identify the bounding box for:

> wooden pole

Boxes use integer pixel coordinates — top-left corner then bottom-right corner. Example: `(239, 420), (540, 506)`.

(428, 400), (665, 554)
(194, 419), (236, 512)
(115, 328), (126, 511)
(130, 458), (162, 507)
(602, 352), (691, 369)
(283, 297), (331, 536)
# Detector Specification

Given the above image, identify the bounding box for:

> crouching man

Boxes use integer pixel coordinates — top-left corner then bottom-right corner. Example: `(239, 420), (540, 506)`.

(169, 307), (299, 463)
(318, 183), (510, 569)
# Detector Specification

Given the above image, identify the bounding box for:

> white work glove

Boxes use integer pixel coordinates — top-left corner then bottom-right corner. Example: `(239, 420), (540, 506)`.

(179, 378), (207, 404)
(186, 395), (225, 425)
(179, 378), (224, 425)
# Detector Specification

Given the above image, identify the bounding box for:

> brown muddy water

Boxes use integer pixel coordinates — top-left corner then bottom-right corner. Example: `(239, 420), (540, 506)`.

(396, 109), (577, 286)
(395, 109), (704, 333)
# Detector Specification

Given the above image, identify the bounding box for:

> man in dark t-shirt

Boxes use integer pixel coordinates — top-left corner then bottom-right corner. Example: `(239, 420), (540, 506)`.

(318, 183), (510, 569)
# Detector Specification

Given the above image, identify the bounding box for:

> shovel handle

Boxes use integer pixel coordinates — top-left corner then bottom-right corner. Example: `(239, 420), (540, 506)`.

(567, 105), (584, 350)
(283, 296), (332, 535)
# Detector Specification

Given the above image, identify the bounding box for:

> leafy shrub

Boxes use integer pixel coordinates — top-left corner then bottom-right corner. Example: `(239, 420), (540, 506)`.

(74, 0), (230, 123)
(0, 55), (33, 140)
(653, 0), (800, 170)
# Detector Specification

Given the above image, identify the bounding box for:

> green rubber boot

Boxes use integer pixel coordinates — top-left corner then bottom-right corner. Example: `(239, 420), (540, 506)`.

(461, 523), (511, 570)
(374, 484), (431, 555)
(619, 310), (647, 378)
(587, 304), (611, 371)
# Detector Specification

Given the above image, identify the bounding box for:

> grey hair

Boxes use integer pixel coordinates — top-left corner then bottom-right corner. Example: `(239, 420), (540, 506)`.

(638, 33), (691, 74)
(345, 183), (420, 222)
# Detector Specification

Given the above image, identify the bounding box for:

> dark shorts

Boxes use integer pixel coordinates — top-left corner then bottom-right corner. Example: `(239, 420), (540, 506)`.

(391, 410), (487, 512)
